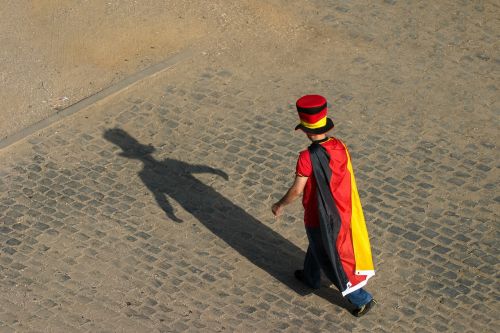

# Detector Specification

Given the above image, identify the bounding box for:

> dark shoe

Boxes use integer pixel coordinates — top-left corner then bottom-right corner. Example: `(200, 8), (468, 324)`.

(352, 299), (377, 317)
(294, 270), (306, 283)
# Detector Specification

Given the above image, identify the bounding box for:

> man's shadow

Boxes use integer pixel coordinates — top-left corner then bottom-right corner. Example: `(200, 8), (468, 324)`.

(104, 128), (354, 311)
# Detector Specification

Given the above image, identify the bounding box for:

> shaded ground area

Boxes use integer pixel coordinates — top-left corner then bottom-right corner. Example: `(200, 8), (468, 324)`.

(0, 0), (499, 332)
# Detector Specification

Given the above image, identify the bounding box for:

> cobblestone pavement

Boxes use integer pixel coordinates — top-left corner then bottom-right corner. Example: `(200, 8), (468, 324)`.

(1, 1), (499, 332)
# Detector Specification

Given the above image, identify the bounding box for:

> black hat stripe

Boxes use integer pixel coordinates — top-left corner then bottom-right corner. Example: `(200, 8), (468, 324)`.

(296, 102), (328, 115)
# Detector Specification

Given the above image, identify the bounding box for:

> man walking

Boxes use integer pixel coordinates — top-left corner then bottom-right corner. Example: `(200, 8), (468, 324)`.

(272, 95), (376, 317)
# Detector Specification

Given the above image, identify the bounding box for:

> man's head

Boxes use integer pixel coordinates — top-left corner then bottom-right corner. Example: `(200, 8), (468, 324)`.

(295, 94), (334, 135)
(306, 133), (326, 142)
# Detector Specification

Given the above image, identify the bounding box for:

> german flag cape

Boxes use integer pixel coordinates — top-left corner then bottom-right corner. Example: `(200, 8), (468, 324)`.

(309, 142), (374, 296)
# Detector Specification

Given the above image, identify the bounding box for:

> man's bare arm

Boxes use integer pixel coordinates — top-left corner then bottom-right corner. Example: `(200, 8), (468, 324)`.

(271, 175), (308, 218)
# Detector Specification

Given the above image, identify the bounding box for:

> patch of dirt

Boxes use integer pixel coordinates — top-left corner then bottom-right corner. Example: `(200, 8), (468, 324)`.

(0, 0), (235, 139)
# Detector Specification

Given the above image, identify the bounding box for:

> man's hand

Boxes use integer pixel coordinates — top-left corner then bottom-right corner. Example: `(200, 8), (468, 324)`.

(271, 175), (307, 220)
(271, 202), (284, 218)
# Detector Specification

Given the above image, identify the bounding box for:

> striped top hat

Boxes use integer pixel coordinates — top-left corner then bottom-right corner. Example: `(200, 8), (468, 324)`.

(295, 95), (334, 134)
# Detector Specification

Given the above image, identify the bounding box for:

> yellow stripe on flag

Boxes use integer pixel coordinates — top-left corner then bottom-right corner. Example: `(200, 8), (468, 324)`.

(344, 146), (375, 274)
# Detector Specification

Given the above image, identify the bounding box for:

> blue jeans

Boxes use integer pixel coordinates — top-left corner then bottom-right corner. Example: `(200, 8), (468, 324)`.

(303, 227), (372, 308)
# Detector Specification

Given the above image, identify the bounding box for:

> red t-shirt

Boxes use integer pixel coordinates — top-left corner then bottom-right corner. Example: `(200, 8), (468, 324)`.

(296, 137), (349, 227)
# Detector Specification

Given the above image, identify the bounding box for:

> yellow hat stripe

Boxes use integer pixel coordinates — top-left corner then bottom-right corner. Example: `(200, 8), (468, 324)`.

(300, 117), (327, 129)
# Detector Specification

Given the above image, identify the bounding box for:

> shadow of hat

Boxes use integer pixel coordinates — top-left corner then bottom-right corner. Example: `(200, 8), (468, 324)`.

(104, 128), (155, 157)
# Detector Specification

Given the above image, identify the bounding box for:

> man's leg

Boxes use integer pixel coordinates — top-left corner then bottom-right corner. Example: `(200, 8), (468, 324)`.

(305, 227), (342, 285)
(345, 288), (372, 307)
(347, 288), (376, 317)
(297, 245), (321, 289)
(306, 227), (375, 314)
(307, 228), (373, 308)
(295, 227), (329, 289)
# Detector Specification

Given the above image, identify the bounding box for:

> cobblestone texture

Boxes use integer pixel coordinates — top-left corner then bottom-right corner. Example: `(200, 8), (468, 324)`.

(1, 0), (499, 332)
